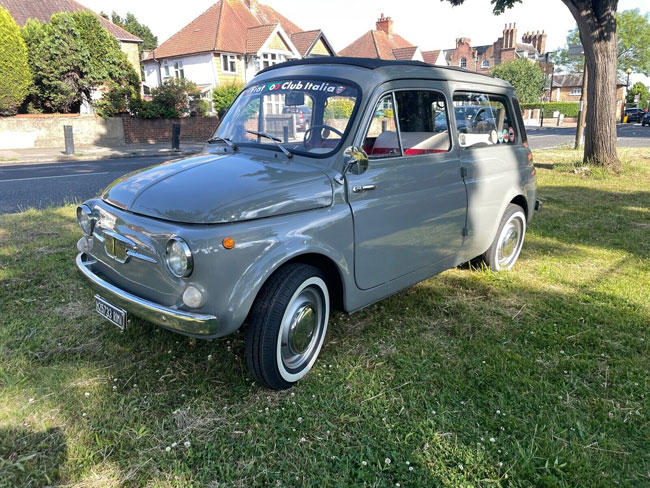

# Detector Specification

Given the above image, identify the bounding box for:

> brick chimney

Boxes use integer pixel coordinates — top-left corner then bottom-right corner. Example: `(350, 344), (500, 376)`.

(502, 23), (517, 49)
(376, 13), (393, 35)
(456, 37), (471, 48)
(522, 30), (547, 54)
(245, 0), (258, 11)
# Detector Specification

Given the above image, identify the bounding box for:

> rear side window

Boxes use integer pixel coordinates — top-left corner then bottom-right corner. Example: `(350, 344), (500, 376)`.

(363, 94), (400, 158)
(453, 92), (516, 148)
(511, 97), (528, 144)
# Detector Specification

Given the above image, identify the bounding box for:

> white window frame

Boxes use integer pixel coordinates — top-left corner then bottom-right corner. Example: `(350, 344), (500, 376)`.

(481, 59), (489, 69)
(163, 60), (170, 78)
(174, 60), (184, 79)
(570, 88), (582, 96)
(460, 57), (467, 68)
(221, 54), (238, 74)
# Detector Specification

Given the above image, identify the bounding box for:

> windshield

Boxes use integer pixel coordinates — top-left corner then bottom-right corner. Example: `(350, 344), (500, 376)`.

(213, 78), (359, 157)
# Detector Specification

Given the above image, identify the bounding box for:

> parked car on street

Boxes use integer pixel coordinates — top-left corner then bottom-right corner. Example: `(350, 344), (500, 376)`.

(75, 57), (540, 389)
(642, 112), (650, 127)
(625, 108), (645, 123)
(282, 105), (312, 131)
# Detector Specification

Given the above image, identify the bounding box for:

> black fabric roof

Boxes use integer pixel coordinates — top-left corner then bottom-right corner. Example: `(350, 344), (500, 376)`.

(257, 56), (432, 75)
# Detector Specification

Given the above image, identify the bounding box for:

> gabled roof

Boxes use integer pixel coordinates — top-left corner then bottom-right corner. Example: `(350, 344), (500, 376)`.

(144, 0), (302, 60)
(246, 24), (278, 53)
(421, 50), (441, 64)
(552, 73), (626, 88)
(0, 0), (141, 42)
(392, 46), (418, 60)
(339, 29), (414, 60)
(290, 29), (334, 57)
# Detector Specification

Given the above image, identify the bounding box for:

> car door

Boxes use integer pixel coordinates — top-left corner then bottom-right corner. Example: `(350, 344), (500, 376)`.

(347, 82), (467, 290)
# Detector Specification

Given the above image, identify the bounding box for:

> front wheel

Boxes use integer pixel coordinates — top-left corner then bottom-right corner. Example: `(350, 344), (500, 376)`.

(246, 264), (330, 390)
(481, 204), (527, 271)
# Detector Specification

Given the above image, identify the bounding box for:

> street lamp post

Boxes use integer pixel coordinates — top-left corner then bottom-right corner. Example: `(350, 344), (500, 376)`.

(622, 68), (632, 122)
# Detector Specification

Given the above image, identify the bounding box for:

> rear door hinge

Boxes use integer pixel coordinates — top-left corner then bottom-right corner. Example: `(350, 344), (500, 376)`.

(460, 167), (468, 178)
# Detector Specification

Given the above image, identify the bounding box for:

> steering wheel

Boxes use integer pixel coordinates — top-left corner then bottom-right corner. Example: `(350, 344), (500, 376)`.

(303, 124), (344, 149)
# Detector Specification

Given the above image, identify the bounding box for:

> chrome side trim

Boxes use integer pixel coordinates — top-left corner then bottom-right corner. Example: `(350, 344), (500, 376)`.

(126, 250), (157, 264)
(76, 253), (218, 337)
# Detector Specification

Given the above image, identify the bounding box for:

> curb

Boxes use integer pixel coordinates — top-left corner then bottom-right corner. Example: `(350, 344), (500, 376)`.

(0, 148), (203, 166)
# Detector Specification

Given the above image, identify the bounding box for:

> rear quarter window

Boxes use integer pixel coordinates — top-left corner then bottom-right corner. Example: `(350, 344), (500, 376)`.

(453, 92), (519, 148)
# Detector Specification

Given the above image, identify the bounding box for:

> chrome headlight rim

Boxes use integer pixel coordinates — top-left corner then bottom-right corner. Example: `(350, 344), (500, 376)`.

(76, 204), (96, 236)
(165, 237), (193, 278)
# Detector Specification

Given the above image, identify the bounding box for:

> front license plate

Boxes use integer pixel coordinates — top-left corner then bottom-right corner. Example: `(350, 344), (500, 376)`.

(95, 295), (127, 330)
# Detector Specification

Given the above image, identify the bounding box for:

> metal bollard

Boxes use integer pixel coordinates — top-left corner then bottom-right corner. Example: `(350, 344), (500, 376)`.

(381, 119), (388, 133)
(171, 123), (181, 150)
(64, 125), (75, 155)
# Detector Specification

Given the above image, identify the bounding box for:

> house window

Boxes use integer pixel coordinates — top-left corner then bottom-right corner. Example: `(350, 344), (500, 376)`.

(570, 88), (582, 96)
(163, 60), (170, 78)
(481, 59), (489, 69)
(460, 57), (467, 68)
(261, 53), (284, 69)
(174, 61), (184, 79)
(221, 54), (238, 74)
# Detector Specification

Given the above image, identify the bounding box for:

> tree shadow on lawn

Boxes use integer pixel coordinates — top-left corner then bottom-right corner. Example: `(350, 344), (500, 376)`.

(533, 186), (650, 259)
(0, 426), (66, 488)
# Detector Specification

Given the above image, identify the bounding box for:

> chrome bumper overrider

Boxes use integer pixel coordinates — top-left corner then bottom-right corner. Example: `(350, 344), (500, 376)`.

(76, 253), (219, 337)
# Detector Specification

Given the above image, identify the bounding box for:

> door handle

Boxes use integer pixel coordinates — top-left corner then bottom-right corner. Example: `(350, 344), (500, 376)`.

(352, 184), (377, 193)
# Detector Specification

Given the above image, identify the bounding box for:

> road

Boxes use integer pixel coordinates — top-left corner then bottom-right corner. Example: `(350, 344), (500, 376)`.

(0, 126), (647, 214)
(0, 156), (169, 214)
(527, 123), (650, 149)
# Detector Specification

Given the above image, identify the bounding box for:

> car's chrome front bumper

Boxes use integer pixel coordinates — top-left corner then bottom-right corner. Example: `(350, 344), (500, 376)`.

(76, 253), (219, 337)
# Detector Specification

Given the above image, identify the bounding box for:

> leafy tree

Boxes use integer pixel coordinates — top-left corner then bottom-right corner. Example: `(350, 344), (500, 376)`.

(132, 78), (200, 119)
(626, 81), (649, 109)
(21, 11), (136, 113)
(490, 58), (545, 103)
(0, 7), (31, 114)
(213, 82), (244, 115)
(102, 11), (157, 52)
(443, 0), (621, 169)
(554, 10), (650, 76)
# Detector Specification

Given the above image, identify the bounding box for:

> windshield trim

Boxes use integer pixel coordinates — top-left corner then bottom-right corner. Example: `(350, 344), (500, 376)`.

(211, 75), (363, 160)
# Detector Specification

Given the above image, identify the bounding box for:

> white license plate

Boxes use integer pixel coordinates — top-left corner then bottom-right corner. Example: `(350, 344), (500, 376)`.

(95, 295), (127, 330)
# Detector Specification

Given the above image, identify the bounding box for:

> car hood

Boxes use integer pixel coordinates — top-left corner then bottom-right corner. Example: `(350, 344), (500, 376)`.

(101, 152), (333, 224)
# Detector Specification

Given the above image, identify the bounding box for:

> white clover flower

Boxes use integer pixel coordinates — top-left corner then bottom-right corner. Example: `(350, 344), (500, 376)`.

(184, 441), (191, 448)
(82, 412), (87, 417)
(133, 384), (138, 388)
(291, 392), (295, 397)
(171, 442), (177, 448)
(300, 437), (306, 442)
(405, 461), (410, 465)
(28, 398), (35, 404)
(499, 462), (503, 467)
(207, 355), (213, 360)
(409, 466), (413, 471)
(113, 378), (118, 382)
(496, 410), (501, 414)
(385, 457), (391, 465)
(84, 392), (90, 397)
(165, 446), (171, 452)
(297, 417), (303, 423)
(489, 437), (496, 443)
(361, 461), (367, 466)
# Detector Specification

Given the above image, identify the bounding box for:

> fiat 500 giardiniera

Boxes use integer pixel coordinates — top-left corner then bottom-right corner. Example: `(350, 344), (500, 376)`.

(76, 58), (541, 390)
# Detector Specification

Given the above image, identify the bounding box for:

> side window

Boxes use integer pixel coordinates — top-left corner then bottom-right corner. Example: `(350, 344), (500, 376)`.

(394, 90), (451, 156)
(363, 94), (400, 158)
(453, 92), (515, 148)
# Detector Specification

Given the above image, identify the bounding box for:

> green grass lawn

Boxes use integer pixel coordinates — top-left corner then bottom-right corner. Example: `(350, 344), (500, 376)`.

(1, 148), (649, 487)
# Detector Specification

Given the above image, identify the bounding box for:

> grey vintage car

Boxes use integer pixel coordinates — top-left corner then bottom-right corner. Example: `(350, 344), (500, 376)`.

(76, 58), (540, 389)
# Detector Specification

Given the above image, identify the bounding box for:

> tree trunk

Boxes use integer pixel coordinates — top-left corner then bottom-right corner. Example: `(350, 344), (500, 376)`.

(562, 0), (621, 170)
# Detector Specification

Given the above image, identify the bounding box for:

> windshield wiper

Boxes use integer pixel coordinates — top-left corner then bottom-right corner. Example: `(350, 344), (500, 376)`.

(246, 130), (293, 158)
(207, 135), (237, 151)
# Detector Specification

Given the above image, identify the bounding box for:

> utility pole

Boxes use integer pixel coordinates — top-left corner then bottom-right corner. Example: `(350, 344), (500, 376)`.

(574, 61), (588, 150)
(541, 52), (549, 127)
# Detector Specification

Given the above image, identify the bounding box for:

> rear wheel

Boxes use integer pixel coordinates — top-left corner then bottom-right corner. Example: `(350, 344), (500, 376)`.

(246, 264), (329, 390)
(480, 203), (527, 271)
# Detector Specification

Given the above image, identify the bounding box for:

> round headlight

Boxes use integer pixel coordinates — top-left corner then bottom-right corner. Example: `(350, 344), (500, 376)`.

(165, 237), (193, 278)
(76, 205), (95, 236)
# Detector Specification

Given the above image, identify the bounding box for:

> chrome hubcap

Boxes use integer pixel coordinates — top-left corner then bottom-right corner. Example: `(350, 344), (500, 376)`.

(497, 216), (523, 268)
(280, 286), (323, 371)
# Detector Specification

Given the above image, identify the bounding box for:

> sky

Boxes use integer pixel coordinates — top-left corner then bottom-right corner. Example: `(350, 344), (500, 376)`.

(80, 0), (649, 84)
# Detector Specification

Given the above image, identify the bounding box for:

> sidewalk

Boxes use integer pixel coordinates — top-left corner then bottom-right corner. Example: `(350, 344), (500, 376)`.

(0, 142), (206, 165)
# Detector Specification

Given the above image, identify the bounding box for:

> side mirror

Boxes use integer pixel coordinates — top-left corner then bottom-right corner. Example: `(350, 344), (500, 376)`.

(334, 146), (368, 185)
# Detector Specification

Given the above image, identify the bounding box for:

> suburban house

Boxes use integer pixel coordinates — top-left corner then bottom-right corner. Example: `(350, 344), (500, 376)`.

(0, 0), (142, 74)
(141, 0), (335, 111)
(549, 73), (627, 119)
(339, 13), (447, 65)
(442, 24), (547, 72)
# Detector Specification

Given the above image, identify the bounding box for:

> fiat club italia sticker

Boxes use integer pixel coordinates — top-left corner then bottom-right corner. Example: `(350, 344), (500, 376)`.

(508, 126), (516, 143)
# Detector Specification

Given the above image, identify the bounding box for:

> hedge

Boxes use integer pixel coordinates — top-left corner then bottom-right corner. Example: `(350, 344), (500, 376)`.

(0, 7), (31, 114)
(520, 102), (580, 118)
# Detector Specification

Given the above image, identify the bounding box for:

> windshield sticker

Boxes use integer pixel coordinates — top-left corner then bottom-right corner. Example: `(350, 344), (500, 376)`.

(489, 130), (498, 144)
(508, 126), (516, 142)
(502, 129), (509, 143)
(497, 130), (504, 144)
(246, 80), (354, 96)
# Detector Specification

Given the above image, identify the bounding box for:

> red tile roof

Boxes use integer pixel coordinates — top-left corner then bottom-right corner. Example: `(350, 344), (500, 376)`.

(0, 0), (141, 42)
(290, 29), (322, 57)
(145, 0), (303, 60)
(421, 50), (441, 64)
(246, 24), (278, 54)
(339, 29), (414, 60)
(392, 46), (418, 60)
